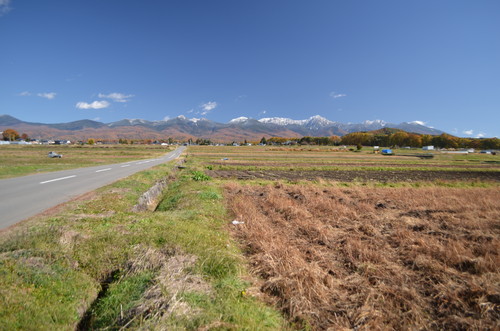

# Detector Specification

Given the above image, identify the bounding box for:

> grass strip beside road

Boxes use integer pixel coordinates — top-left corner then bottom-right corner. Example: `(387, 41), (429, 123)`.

(0, 144), (173, 179)
(0, 159), (287, 330)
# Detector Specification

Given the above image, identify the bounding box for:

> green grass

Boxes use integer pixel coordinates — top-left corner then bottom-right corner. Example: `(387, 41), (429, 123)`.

(156, 181), (183, 211)
(0, 144), (173, 179)
(0, 248), (98, 330)
(89, 271), (155, 329)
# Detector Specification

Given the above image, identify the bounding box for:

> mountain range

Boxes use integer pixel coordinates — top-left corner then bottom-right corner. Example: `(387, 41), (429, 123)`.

(0, 114), (444, 142)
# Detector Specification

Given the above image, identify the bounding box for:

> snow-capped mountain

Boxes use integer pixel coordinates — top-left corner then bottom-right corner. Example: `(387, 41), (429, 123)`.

(229, 115), (443, 137)
(304, 115), (338, 130)
(258, 117), (308, 126)
(0, 114), (445, 142)
(257, 115), (337, 130)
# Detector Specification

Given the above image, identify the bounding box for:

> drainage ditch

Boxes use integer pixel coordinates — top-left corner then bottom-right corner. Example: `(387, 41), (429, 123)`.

(76, 160), (190, 329)
(76, 269), (120, 331)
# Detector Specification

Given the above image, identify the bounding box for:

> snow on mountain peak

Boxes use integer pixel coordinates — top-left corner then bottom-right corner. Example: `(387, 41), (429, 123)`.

(258, 117), (306, 126)
(258, 115), (337, 130)
(306, 115), (335, 126)
(408, 120), (426, 126)
(229, 116), (249, 123)
(309, 115), (328, 121)
(127, 118), (148, 125)
(172, 115), (208, 123)
(362, 119), (387, 126)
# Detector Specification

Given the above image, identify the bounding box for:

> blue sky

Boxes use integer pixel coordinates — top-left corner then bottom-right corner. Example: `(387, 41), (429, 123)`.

(1, 0), (499, 138)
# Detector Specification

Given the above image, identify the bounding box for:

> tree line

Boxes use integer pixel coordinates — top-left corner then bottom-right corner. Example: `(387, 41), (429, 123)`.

(262, 132), (499, 150)
(339, 131), (499, 149)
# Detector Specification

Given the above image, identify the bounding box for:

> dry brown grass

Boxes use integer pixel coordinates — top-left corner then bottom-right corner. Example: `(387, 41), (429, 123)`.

(225, 183), (500, 330)
(122, 246), (213, 327)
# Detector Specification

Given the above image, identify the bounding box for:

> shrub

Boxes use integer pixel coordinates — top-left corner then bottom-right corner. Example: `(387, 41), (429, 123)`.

(191, 171), (211, 181)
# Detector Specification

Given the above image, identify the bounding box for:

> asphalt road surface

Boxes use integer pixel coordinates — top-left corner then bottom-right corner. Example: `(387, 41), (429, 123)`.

(0, 146), (185, 230)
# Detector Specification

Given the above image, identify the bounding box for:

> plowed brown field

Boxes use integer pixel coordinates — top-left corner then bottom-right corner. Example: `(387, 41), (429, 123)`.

(210, 169), (500, 182)
(225, 183), (500, 330)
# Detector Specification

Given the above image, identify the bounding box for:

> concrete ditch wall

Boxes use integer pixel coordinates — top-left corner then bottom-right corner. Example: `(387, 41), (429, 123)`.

(132, 159), (186, 212)
(132, 178), (169, 212)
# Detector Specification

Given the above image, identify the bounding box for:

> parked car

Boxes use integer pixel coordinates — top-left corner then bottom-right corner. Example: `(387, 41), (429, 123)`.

(48, 151), (62, 158)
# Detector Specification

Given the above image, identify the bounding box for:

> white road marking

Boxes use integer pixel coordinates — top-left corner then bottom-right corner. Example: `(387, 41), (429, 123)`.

(40, 175), (77, 184)
(96, 168), (112, 173)
(121, 164), (131, 168)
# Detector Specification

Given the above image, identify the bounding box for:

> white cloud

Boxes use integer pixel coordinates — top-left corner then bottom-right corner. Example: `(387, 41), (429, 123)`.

(476, 132), (485, 138)
(76, 100), (110, 109)
(92, 117), (101, 121)
(98, 92), (134, 103)
(463, 129), (474, 136)
(201, 101), (217, 111)
(200, 101), (217, 115)
(410, 120), (426, 126)
(18, 91), (56, 99)
(0, 0), (11, 16)
(37, 92), (56, 100)
(163, 116), (170, 121)
(329, 91), (347, 99)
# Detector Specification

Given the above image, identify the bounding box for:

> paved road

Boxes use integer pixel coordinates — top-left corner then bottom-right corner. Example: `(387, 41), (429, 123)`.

(0, 146), (185, 230)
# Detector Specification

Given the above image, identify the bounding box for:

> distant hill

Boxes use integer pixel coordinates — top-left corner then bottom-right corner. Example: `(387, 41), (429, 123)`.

(0, 114), (445, 142)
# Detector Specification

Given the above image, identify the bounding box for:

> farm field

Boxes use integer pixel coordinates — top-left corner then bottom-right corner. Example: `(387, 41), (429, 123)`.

(190, 145), (500, 183)
(0, 144), (173, 179)
(190, 145), (500, 329)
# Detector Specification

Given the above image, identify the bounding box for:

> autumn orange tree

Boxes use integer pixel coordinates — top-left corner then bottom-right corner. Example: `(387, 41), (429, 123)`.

(2, 128), (20, 141)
